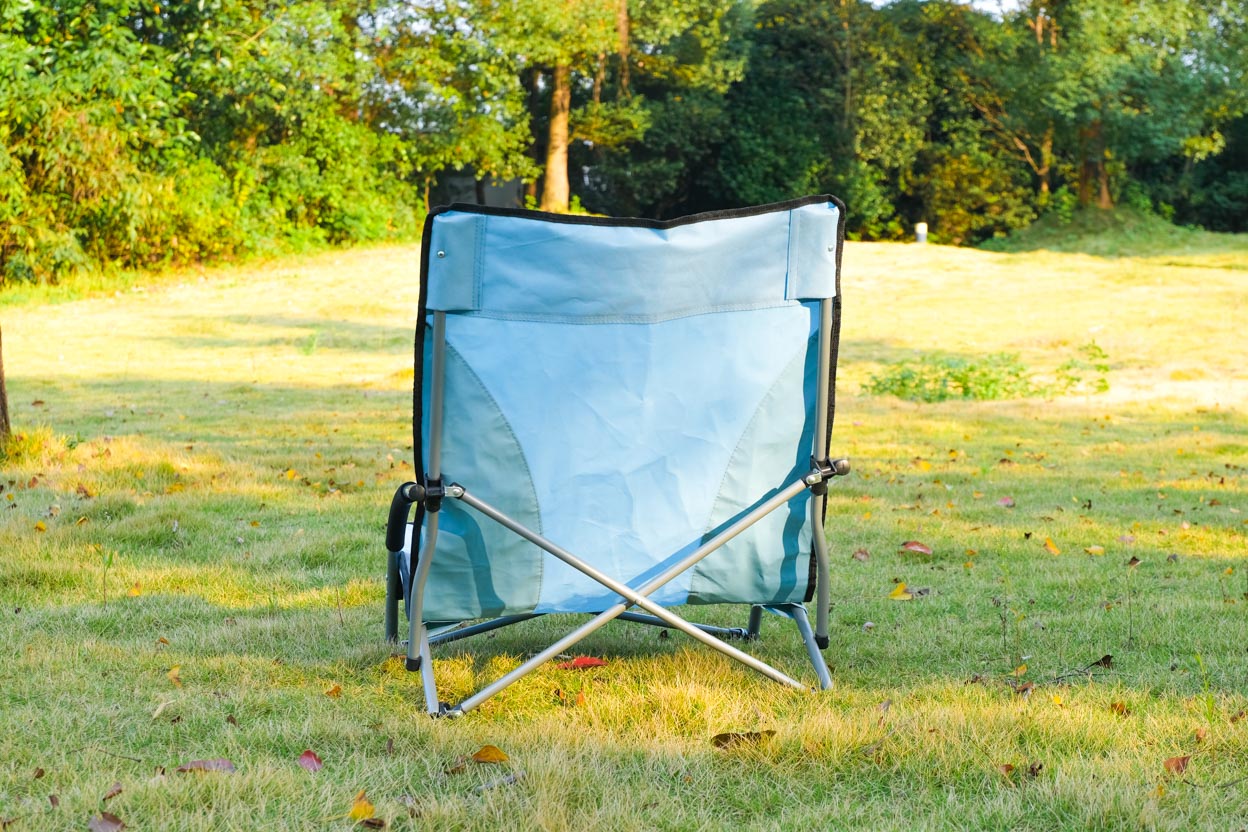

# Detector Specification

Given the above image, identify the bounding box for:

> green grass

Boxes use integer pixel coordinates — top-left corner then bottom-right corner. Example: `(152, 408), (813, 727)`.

(1, 237), (1247, 830)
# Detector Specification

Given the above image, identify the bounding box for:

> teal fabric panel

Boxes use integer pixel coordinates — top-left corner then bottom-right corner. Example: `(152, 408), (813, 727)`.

(423, 303), (815, 614)
(785, 203), (842, 301)
(413, 344), (543, 621)
(686, 332), (817, 605)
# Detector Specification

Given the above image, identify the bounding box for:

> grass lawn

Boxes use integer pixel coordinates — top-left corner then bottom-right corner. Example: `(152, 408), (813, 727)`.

(1, 235), (1246, 830)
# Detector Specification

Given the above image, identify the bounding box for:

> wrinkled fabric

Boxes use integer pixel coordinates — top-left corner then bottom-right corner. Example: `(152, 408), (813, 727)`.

(408, 201), (840, 621)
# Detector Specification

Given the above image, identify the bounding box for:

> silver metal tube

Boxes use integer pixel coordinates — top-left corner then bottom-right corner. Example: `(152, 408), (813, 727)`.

(813, 297), (833, 643)
(429, 614), (543, 647)
(418, 627), (439, 714)
(408, 312), (448, 667)
(447, 480), (811, 715)
(782, 603), (833, 691)
(406, 511), (439, 664)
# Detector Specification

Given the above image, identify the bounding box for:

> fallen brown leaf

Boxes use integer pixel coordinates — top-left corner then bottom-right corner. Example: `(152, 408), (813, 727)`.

(175, 758), (235, 774)
(711, 729), (776, 749)
(899, 540), (933, 555)
(1195, 727), (1208, 743)
(1043, 537), (1061, 555)
(852, 548), (870, 562)
(1163, 755), (1190, 775)
(166, 666), (182, 688)
(88, 813), (126, 832)
(103, 781), (123, 801)
(32, 767), (44, 779)
(324, 683), (342, 698)
(1110, 701), (1131, 717)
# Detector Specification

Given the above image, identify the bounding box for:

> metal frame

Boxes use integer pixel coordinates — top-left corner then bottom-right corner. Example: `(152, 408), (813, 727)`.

(387, 300), (846, 717)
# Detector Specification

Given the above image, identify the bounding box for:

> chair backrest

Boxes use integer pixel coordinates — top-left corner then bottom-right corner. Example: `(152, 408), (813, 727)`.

(412, 197), (844, 622)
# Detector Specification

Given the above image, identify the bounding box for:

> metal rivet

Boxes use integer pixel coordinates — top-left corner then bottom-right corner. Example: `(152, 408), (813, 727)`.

(436, 250), (446, 258)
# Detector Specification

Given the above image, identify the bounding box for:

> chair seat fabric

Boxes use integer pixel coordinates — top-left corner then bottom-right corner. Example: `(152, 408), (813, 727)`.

(409, 198), (843, 622)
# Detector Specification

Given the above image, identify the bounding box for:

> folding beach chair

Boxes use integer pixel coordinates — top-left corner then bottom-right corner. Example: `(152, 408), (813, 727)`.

(384, 195), (850, 717)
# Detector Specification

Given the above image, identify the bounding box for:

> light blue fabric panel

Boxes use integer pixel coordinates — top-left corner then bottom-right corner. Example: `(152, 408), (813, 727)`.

(425, 303), (816, 614)
(785, 202), (842, 301)
(424, 200), (839, 320)
(425, 213), (483, 312)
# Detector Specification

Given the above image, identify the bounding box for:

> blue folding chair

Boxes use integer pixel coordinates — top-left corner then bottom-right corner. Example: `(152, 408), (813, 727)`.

(384, 196), (849, 716)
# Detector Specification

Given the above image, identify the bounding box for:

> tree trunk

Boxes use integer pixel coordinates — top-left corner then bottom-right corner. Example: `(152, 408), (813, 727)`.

(1039, 125), (1053, 196)
(541, 63), (571, 213)
(475, 177), (487, 206)
(1097, 159), (1112, 209)
(617, 0), (630, 97)
(0, 324), (11, 443)
(524, 67), (544, 206)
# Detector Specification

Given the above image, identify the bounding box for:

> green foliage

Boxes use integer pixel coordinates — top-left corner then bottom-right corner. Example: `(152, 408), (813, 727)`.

(865, 352), (1043, 403)
(3, 0), (1247, 281)
(866, 342), (1111, 403)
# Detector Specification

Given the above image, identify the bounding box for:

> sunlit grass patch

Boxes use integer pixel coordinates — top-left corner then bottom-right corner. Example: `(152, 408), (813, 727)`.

(0, 238), (1245, 829)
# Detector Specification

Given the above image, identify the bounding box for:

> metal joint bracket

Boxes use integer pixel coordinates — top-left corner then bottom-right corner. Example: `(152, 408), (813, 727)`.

(401, 480), (463, 511)
(805, 456), (851, 495)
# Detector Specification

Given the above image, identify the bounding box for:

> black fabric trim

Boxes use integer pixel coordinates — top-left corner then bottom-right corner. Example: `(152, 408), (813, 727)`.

(425, 193), (843, 231)
(804, 203), (846, 602)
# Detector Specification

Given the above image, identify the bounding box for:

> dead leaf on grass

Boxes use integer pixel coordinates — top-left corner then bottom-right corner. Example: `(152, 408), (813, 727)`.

(470, 745), (509, 764)
(1163, 755), (1190, 775)
(888, 582), (913, 601)
(1126, 556), (1141, 568)
(348, 790), (375, 821)
(1043, 537), (1061, 556)
(996, 497), (1015, 508)
(555, 657), (607, 670)
(1084, 545), (1105, 555)
(32, 768), (44, 779)
(852, 548), (870, 562)
(1110, 701), (1131, 717)
(88, 813), (126, 832)
(103, 781), (123, 801)
(166, 666), (182, 688)
(324, 683), (342, 698)
(712, 729), (776, 749)
(899, 540), (933, 555)
(175, 758), (235, 774)
(297, 750), (323, 773)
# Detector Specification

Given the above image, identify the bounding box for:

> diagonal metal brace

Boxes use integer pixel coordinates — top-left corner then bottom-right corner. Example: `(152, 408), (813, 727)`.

(439, 478), (813, 715)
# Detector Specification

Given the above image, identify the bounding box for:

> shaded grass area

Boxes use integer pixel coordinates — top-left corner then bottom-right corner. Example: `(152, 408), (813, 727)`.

(1, 239), (1247, 830)
(980, 206), (1248, 261)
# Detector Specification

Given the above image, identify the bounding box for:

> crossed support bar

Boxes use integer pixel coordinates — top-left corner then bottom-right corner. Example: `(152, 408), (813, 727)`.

(386, 305), (848, 717)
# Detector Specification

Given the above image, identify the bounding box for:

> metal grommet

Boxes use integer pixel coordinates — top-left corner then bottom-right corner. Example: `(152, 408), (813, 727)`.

(436, 250), (446, 258)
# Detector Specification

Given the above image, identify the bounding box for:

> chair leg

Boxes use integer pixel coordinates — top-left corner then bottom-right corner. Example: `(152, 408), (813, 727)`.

(747, 605), (764, 639)
(764, 603), (833, 691)
(384, 549), (401, 644)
